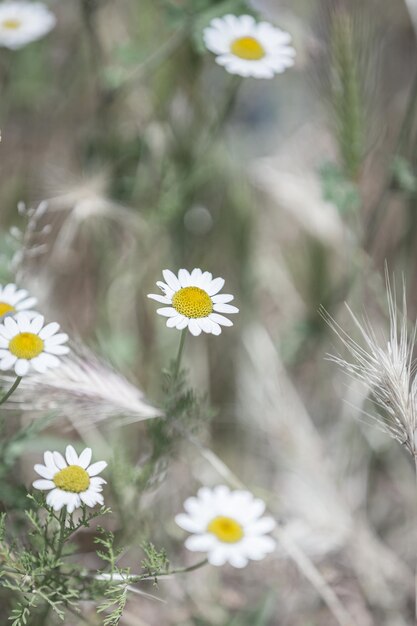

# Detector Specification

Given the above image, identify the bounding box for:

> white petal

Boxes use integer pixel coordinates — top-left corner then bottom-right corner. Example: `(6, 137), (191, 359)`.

(188, 319), (202, 336)
(156, 281), (174, 298)
(209, 313), (233, 327)
(206, 277), (225, 296)
(4, 316), (18, 336)
(176, 316), (189, 330)
(213, 303), (239, 314)
(156, 307), (177, 318)
(228, 553), (248, 568)
(207, 547), (227, 566)
(90, 476), (107, 488)
(175, 513), (206, 533)
(211, 294), (234, 304)
(210, 321), (222, 336)
(39, 322), (60, 339)
(247, 517), (276, 535)
(0, 354), (17, 370)
(53, 451), (67, 469)
(43, 333), (68, 346)
(0, 324), (13, 339)
(33, 479), (54, 491)
(65, 445), (79, 465)
(81, 488), (103, 507)
(46, 488), (65, 511)
(197, 317), (213, 334)
(15, 359), (29, 376)
(178, 269), (191, 287)
(30, 355), (49, 373)
(36, 353), (61, 369)
(16, 296), (37, 310)
(29, 315), (44, 334)
(78, 448), (92, 469)
(184, 534), (216, 552)
(16, 315), (32, 332)
(66, 493), (81, 513)
(166, 315), (182, 328)
(162, 270), (181, 291)
(44, 451), (56, 470)
(87, 461), (107, 476)
(44, 344), (69, 356)
(34, 464), (55, 479)
(190, 268), (203, 283)
(147, 293), (171, 304)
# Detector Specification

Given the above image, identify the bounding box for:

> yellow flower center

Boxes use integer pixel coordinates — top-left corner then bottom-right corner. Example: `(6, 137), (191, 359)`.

(53, 465), (90, 493)
(207, 516), (244, 543)
(2, 19), (21, 30)
(231, 36), (265, 60)
(0, 302), (15, 317)
(172, 286), (213, 318)
(9, 332), (44, 360)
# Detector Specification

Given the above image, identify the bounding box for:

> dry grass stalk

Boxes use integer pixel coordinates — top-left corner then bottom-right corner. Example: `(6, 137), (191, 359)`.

(4, 343), (160, 426)
(324, 277), (417, 456)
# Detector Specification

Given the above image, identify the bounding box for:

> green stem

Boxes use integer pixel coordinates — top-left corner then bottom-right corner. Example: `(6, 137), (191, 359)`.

(0, 376), (22, 405)
(366, 69), (417, 247)
(163, 557), (208, 576)
(96, 558), (209, 583)
(55, 508), (67, 561)
(36, 509), (67, 625)
(173, 329), (187, 380)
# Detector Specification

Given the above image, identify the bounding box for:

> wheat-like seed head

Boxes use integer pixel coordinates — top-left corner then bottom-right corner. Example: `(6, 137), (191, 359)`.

(3, 343), (161, 427)
(324, 276), (417, 456)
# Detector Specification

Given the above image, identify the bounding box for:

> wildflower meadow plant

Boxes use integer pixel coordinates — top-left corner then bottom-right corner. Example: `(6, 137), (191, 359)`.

(0, 1), (56, 49)
(148, 268), (239, 336)
(0, 313), (69, 377)
(0, 283), (37, 318)
(3, 1), (417, 625)
(203, 14), (295, 79)
(175, 485), (276, 568)
(33, 446), (107, 512)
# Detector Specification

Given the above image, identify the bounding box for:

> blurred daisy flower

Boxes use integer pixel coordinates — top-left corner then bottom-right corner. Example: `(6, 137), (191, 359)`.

(0, 283), (37, 319)
(0, 313), (69, 376)
(148, 269), (238, 336)
(203, 14), (295, 79)
(175, 485), (276, 568)
(0, 1), (56, 50)
(33, 445), (107, 513)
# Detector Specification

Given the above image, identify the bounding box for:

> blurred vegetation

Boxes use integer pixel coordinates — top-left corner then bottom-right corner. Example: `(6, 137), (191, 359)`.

(1, 0), (417, 624)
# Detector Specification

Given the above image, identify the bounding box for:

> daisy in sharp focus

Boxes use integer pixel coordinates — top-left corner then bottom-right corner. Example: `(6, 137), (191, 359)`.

(0, 312), (69, 376)
(148, 269), (238, 336)
(175, 485), (276, 568)
(0, 283), (37, 318)
(33, 445), (107, 513)
(203, 14), (295, 79)
(0, 1), (56, 50)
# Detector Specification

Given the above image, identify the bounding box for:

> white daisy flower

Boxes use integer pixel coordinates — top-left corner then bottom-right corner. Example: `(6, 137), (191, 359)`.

(175, 485), (276, 568)
(0, 1), (56, 49)
(147, 269), (238, 336)
(33, 445), (107, 514)
(0, 312), (69, 377)
(203, 14), (295, 79)
(0, 283), (37, 319)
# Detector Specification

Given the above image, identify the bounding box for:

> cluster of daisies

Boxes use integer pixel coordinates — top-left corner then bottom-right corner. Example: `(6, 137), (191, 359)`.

(0, 4), (295, 79)
(0, 283), (69, 377)
(33, 444), (275, 568)
(22, 267), (275, 568)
